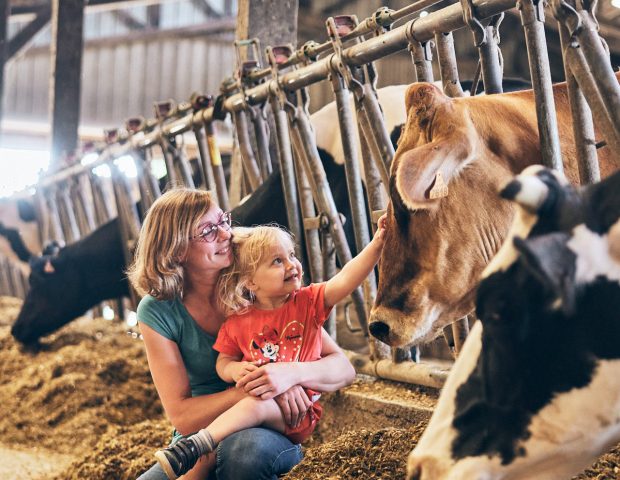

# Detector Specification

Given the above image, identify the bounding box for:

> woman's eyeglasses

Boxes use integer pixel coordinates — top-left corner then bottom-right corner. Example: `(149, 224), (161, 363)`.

(191, 212), (232, 242)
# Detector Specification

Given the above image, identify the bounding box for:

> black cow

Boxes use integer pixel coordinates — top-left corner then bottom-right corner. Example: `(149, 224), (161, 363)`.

(407, 165), (620, 480)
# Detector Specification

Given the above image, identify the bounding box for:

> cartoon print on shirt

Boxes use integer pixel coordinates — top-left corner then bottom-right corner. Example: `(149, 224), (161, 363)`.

(252, 326), (280, 362)
(249, 320), (305, 364)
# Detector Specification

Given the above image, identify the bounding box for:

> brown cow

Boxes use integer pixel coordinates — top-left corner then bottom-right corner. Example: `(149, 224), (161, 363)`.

(369, 76), (620, 347)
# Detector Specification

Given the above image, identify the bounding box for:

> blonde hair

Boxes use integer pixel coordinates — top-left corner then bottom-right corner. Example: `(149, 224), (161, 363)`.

(218, 225), (295, 315)
(127, 188), (214, 300)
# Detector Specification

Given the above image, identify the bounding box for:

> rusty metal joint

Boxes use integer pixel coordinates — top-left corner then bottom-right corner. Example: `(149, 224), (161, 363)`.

(550, 0), (581, 36)
(460, 0), (487, 47)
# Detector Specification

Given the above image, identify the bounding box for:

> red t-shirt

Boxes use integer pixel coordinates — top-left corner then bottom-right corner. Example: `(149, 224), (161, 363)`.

(213, 283), (331, 365)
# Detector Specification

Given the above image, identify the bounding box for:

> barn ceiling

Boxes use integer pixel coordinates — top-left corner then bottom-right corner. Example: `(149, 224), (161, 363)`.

(7, 0), (620, 54)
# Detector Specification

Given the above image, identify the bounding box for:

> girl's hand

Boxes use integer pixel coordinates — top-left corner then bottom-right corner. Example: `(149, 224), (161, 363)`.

(274, 385), (312, 428)
(236, 362), (297, 399)
(231, 361), (260, 383)
(373, 213), (388, 243)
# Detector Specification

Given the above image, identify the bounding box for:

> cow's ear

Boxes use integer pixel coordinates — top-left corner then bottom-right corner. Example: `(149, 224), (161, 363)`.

(394, 128), (474, 210)
(513, 233), (577, 315)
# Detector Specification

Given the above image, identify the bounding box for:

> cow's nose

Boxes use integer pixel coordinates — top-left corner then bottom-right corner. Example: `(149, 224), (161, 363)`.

(369, 321), (390, 341)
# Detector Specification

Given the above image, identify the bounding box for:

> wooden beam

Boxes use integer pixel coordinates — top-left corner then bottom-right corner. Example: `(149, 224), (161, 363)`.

(49, 0), (85, 169)
(7, 6), (51, 58)
(236, 0), (298, 54)
(190, 0), (222, 18)
(26, 17), (235, 55)
(112, 8), (147, 30)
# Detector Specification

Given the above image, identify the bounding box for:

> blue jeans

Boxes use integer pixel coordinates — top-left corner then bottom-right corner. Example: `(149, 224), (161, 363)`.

(137, 428), (303, 480)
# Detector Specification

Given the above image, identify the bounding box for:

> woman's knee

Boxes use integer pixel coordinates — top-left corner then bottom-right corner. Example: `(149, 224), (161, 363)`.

(216, 428), (302, 480)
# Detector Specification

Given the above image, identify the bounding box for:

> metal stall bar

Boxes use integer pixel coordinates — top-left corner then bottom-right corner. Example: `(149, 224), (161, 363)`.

(461, 0), (504, 94)
(517, 0), (563, 172)
(434, 31), (465, 97)
(202, 116), (230, 211)
(551, 0), (620, 154)
(557, 22), (599, 184)
(126, 117), (162, 213)
(265, 46), (310, 280)
(89, 173), (115, 226)
(289, 107), (375, 347)
(0, 256), (10, 296)
(188, 95), (219, 196)
(249, 105), (273, 181)
(56, 182), (81, 244)
(109, 161), (141, 310)
(70, 175), (96, 235)
(574, 13), (620, 134)
(563, 48), (620, 155)
(410, 40), (435, 82)
(42, 187), (66, 246)
(354, 81), (394, 190)
(231, 109), (262, 191)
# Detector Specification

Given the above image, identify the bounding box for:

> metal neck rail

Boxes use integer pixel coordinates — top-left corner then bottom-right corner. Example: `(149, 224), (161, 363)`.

(32, 0), (516, 191)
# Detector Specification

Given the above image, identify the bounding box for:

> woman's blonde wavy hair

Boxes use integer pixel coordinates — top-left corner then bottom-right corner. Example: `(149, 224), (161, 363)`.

(217, 225), (295, 316)
(127, 188), (214, 300)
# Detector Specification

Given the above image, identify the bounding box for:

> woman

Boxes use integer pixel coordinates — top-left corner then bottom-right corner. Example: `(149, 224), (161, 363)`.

(128, 188), (356, 480)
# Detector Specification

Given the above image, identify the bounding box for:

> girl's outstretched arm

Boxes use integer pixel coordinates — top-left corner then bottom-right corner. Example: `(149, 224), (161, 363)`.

(323, 213), (387, 308)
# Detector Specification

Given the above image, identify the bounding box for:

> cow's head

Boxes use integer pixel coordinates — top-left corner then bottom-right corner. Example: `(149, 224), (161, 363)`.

(11, 254), (85, 344)
(407, 167), (620, 479)
(370, 83), (527, 346)
(11, 219), (129, 345)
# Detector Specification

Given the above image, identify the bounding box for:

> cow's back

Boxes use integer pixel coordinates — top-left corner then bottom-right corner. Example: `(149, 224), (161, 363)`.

(464, 76), (619, 183)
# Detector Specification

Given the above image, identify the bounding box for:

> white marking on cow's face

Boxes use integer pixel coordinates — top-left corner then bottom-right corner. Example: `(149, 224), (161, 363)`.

(481, 207), (537, 279)
(511, 175), (548, 213)
(568, 221), (620, 284)
(407, 321), (484, 479)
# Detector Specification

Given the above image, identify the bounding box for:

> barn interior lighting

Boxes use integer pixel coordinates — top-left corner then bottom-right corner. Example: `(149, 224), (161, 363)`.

(419, 10), (429, 17)
(612, 0), (620, 8)
(126, 311), (138, 327)
(102, 305), (115, 321)
(85, 154), (138, 178)
(0, 148), (50, 198)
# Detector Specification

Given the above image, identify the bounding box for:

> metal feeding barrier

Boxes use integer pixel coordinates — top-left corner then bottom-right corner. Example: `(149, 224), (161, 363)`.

(8, 0), (618, 388)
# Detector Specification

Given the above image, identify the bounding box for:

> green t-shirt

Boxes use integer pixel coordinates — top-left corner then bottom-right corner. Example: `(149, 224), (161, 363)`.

(137, 294), (230, 397)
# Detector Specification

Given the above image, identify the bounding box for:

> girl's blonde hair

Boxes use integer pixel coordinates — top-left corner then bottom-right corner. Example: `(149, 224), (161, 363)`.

(218, 225), (295, 315)
(127, 188), (214, 300)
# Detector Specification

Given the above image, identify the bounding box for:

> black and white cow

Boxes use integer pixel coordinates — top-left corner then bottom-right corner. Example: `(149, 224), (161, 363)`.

(407, 165), (620, 479)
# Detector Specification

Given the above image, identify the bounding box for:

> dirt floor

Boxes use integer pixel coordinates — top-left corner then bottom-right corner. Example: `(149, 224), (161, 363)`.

(1, 296), (619, 480)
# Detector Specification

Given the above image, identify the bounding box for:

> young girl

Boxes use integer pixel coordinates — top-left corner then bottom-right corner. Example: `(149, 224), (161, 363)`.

(155, 216), (386, 479)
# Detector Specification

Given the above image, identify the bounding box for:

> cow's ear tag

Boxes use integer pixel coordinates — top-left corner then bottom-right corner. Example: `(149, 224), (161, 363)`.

(429, 171), (449, 199)
(44, 260), (55, 274)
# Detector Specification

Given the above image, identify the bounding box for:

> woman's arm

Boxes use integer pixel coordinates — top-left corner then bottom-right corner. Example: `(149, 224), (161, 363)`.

(140, 322), (246, 435)
(236, 329), (356, 399)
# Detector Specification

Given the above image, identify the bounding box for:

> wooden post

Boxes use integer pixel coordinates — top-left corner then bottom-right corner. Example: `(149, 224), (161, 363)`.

(0, 0), (9, 133)
(235, 0), (298, 188)
(49, 0), (85, 170)
(236, 0), (298, 50)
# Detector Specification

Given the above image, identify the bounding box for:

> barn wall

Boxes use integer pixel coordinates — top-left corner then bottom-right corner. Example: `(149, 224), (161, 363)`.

(4, 35), (235, 127)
